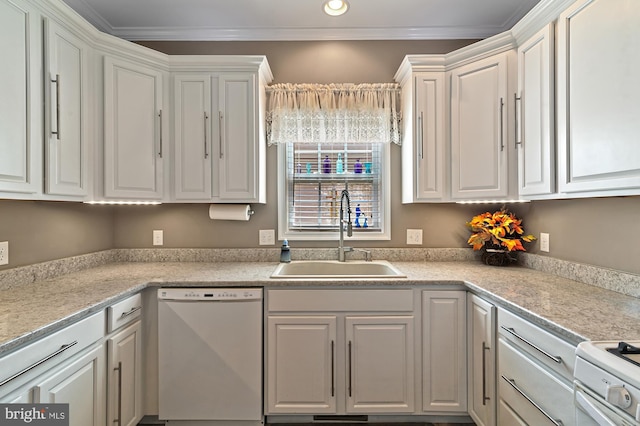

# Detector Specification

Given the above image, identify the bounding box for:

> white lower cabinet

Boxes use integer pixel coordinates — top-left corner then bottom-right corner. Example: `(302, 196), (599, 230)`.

(345, 315), (415, 413)
(266, 289), (415, 416)
(0, 312), (106, 426)
(37, 344), (106, 426)
(422, 291), (466, 413)
(106, 293), (144, 426)
(467, 294), (496, 426)
(267, 315), (337, 413)
(497, 307), (576, 425)
(107, 321), (143, 426)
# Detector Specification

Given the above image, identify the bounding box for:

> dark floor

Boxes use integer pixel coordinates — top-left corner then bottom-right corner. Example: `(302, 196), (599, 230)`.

(137, 417), (475, 426)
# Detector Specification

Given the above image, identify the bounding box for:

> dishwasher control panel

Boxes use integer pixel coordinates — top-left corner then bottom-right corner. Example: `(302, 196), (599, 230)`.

(158, 288), (262, 301)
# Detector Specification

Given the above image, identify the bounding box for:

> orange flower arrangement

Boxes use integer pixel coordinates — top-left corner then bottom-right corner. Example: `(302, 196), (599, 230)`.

(466, 208), (536, 252)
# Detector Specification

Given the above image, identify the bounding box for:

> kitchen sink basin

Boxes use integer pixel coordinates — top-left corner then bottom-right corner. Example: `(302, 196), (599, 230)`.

(270, 260), (406, 279)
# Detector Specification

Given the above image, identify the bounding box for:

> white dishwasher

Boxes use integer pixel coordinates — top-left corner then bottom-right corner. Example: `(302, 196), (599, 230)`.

(158, 288), (263, 426)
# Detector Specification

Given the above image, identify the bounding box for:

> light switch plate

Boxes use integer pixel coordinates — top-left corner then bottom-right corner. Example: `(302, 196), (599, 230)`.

(153, 230), (163, 246)
(259, 229), (275, 246)
(407, 229), (423, 245)
(0, 241), (8, 265)
(540, 232), (550, 252)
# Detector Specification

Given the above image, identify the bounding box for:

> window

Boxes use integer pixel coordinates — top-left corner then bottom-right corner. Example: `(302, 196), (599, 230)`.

(268, 83), (400, 241)
(278, 141), (389, 240)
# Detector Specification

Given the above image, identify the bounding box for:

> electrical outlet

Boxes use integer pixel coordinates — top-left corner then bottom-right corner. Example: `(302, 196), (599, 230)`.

(0, 241), (8, 265)
(406, 229), (423, 245)
(153, 230), (163, 246)
(259, 229), (275, 246)
(540, 232), (550, 252)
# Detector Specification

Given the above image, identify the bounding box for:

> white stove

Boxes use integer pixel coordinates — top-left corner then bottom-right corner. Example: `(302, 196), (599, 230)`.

(575, 340), (640, 425)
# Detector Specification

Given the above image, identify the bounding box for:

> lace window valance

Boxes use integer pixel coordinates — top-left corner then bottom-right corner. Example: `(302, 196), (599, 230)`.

(266, 83), (401, 145)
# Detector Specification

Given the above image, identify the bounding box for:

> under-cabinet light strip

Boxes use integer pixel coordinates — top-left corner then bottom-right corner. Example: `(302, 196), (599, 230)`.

(456, 199), (530, 204)
(83, 201), (162, 205)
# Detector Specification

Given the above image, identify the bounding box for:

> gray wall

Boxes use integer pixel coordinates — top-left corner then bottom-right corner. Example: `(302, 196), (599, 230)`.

(1, 39), (639, 275)
(0, 200), (114, 268)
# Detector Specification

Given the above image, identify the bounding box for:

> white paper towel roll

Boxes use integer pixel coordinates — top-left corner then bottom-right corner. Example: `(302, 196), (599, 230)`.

(208, 204), (253, 221)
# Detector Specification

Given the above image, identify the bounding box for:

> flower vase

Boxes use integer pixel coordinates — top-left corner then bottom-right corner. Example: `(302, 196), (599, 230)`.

(481, 244), (517, 267)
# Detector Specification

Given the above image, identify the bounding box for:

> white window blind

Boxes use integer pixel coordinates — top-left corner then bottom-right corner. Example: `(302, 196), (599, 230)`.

(286, 142), (383, 233)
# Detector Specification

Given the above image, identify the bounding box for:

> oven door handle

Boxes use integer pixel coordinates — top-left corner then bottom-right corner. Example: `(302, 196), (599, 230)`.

(575, 384), (618, 426)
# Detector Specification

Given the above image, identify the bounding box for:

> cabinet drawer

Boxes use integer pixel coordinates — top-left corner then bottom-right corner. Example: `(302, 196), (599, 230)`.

(107, 293), (142, 332)
(0, 311), (105, 394)
(498, 307), (575, 381)
(498, 338), (575, 426)
(267, 289), (414, 312)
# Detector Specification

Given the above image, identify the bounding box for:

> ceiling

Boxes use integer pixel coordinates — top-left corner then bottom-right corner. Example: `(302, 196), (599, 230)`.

(61, 0), (542, 41)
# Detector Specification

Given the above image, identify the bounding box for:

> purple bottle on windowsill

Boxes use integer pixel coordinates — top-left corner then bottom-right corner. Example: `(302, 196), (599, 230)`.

(354, 159), (363, 174)
(323, 155), (331, 173)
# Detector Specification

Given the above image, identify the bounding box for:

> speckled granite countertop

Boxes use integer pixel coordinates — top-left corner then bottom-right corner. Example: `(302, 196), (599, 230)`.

(1, 259), (640, 356)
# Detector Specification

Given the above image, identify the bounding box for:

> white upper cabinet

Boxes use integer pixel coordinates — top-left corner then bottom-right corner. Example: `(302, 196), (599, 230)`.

(216, 73), (260, 202)
(173, 74), (213, 200)
(44, 18), (90, 198)
(172, 57), (271, 203)
(517, 23), (555, 197)
(0, 0), (42, 195)
(104, 57), (165, 200)
(450, 51), (515, 200)
(557, 0), (640, 194)
(395, 59), (446, 202)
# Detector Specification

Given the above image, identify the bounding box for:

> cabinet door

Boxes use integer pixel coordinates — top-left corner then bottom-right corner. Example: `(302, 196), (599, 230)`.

(517, 23), (555, 197)
(266, 316), (337, 414)
(44, 19), (89, 197)
(422, 291), (466, 413)
(173, 74), (212, 200)
(404, 72), (446, 202)
(0, 386), (35, 403)
(108, 321), (142, 426)
(215, 73), (259, 202)
(557, 0), (640, 194)
(345, 315), (414, 413)
(468, 294), (496, 426)
(451, 53), (509, 199)
(104, 56), (164, 200)
(37, 344), (106, 426)
(0, 0), (41, 194)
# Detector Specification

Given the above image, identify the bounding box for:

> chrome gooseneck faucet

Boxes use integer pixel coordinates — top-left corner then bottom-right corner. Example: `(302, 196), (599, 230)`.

(338, 189), (353, 262)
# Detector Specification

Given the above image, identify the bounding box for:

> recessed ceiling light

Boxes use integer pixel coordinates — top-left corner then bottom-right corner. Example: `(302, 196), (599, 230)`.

(323, 0), (349, 16)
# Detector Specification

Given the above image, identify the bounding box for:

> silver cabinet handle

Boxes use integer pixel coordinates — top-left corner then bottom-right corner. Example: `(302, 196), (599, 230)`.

(499, 97), (504, 151)
(500, 326), (562, 364)
(482, 342), (490, 405)
(502, 375), (563, 426)
(218, 111), (224, 159)
(330, 340), (335, 397)
(158, 110), (163, 158)
(515, 93), (522, 147)
(418, 111), (424, 159)
(113, 361), (122, 425)
(51, 74), (61, 139)
(348, 340), (353, 397)
(0, 341), (78, 387)
(119, 306), (142, 319)
(204, 112), (209, 159)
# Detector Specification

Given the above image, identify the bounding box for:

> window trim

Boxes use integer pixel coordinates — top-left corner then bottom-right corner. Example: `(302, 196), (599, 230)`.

(277, 142), (391, 241)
